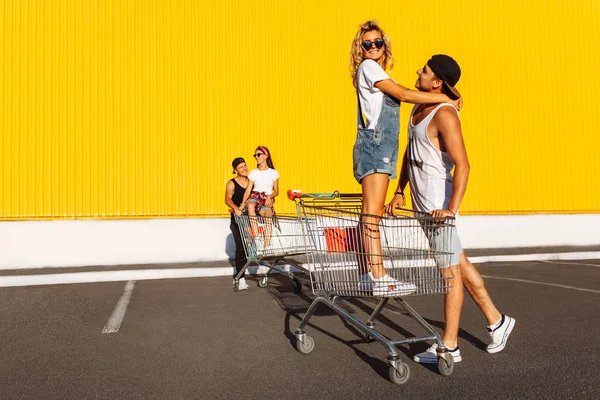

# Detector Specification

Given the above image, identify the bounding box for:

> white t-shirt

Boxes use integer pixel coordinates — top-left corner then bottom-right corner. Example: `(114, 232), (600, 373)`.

(249, 168), (279, 195)
(356, 59), (392, 129)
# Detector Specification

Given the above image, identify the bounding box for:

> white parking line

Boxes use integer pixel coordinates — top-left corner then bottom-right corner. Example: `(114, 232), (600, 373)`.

(469, 251), (600, 264)
(102, 280), (135, 334)
(541, 260), (600, 268)
(482, 275), (600, 294)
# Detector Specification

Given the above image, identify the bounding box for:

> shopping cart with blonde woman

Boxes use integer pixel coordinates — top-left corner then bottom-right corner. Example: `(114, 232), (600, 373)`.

(288, 190), (456, 385)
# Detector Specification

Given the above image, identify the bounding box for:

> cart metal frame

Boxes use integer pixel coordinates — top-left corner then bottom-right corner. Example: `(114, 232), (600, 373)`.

(292, 194), (456, 384)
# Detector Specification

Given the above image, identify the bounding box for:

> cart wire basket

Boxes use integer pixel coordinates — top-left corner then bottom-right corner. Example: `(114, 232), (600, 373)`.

(233, 213), (309, 292)
(290, 192), (457, 384)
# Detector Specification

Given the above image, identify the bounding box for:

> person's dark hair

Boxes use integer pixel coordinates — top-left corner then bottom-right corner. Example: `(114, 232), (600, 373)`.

(439, 78), (453, 98)
(433, 74), (458, 100)
(256, 146), (275, 169)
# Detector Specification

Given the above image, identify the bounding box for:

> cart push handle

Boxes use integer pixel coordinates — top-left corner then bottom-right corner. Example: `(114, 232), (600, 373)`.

(287, 189), (362, 201)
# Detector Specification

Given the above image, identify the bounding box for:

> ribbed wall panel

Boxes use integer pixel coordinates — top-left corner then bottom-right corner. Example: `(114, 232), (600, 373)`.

(1, 0), (599, 219)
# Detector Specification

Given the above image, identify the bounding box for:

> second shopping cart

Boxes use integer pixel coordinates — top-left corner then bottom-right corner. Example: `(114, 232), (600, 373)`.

(233, 212), (309, 292)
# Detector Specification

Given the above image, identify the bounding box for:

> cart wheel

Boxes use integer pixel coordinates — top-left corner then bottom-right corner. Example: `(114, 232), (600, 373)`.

(389, 363), (410, 385)
(258, 277), (268, 288)
(296, 335), (315, 354)
(233, 281), (239, 292)
(292, 279), (302, 293)
(438, 353), (454, 377)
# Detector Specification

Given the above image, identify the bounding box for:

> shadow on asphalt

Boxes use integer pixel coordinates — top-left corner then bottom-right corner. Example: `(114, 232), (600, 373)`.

(260, 272), (488, 377)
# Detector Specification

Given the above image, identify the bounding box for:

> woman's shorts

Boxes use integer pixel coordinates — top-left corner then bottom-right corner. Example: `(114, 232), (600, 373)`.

(353, 127), (399, 183)
(246, 192), (274, 213)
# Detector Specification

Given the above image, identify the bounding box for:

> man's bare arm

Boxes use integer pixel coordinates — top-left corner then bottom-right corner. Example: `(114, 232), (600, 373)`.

(435, 107), (470, 215)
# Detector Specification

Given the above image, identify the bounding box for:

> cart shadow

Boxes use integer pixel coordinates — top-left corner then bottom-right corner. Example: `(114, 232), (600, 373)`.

(345, 297), (488, 353)
(265, 276), (487, 379)
(257, 275), (389, 379)
(420, 317), (488, 351)
(263, 276), (416, 380)
(282, 303), (393, 380)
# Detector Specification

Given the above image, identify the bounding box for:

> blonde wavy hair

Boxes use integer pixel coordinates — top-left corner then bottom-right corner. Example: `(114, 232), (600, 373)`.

(350, 20), (394, 89)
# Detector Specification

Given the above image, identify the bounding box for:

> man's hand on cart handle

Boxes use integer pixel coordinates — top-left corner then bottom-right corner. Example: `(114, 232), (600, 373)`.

(229, 207), (244, 217)
(431, 209), (455, 219)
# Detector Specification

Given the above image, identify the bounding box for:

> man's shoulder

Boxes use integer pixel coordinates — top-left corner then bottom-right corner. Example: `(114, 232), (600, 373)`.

(432, 104), (461, 133)
(433, 104), (460, 121)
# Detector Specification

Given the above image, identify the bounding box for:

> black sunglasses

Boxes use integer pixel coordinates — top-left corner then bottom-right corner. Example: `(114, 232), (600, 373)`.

(253, 153), (265, 158)
(361, 39), (385, 51)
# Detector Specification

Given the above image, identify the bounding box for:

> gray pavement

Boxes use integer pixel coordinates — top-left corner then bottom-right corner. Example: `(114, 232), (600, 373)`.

(1, 259), (599, 399)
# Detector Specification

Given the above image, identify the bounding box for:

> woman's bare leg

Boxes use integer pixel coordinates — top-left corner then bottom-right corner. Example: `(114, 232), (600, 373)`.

(360, 173), (389, 279)
(260, 208), (273, 246)
(246, 202), (259, 239)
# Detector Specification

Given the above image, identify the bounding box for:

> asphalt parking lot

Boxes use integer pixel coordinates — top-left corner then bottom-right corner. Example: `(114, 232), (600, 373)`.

(1, 259), (599, 399)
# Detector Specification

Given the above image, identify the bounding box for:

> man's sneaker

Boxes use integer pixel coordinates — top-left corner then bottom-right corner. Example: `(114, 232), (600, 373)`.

(372, 274), (417, 297)
(237, 277), (249, 291)
(486, 314), (515, 353)
(358, 272), (374, 291)
(414, 343), (462, 364)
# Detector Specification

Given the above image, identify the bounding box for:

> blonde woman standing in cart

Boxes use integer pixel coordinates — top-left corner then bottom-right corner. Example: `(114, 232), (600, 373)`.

(350, 20), (461, 296)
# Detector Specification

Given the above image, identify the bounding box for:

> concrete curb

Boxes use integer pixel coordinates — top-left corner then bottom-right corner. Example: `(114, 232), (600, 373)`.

(1, 251), (599, 288)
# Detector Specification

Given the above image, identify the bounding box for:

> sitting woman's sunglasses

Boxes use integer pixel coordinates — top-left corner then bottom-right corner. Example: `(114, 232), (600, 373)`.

(361, 39), (385, 51)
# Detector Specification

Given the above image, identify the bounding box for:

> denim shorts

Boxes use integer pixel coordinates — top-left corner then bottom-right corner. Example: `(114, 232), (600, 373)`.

(353, 95), (400, 183)
(425, 224), (463, 269)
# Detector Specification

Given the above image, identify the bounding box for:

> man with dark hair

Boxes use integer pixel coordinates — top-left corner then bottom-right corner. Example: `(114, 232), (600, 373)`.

(386, 55), (515, 364)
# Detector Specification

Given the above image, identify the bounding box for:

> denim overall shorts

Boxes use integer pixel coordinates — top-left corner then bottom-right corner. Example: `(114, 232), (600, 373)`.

(352, 93), (400, 183)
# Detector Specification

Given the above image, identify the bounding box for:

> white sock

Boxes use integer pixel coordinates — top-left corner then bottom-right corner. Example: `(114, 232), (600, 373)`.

(488, 315), (503, 330)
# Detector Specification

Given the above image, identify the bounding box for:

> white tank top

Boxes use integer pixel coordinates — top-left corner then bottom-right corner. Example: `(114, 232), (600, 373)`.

(407, 103), (458, 213)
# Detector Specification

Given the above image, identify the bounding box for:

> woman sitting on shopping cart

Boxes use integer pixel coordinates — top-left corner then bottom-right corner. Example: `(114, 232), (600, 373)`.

(240, 146), (280, 247)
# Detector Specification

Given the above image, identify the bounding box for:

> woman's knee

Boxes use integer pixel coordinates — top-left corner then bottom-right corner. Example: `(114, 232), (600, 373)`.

(260, 209), (273, 218)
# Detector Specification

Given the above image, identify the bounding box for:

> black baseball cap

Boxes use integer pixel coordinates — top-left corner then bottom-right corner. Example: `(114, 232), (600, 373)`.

(231, 157), (245, 173)
(427, 54), (461, 100)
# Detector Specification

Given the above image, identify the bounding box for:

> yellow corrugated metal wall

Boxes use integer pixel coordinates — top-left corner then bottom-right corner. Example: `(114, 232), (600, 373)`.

(1, 0), (599, 219)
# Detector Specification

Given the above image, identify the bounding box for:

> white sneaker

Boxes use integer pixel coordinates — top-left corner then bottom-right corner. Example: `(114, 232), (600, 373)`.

(486, 314), (515, 353)
(237, 277), (249, 291)
(358, 272), (374, 291)
(372, 274), (417, 297)
(414, 343), (462, 364)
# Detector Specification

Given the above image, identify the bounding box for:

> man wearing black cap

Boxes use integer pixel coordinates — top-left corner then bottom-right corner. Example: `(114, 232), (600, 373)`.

(386, 55), (515, 364)
(225, 157), (250, 290)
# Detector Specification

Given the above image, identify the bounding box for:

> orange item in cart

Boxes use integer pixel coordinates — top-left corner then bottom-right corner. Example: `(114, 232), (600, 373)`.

(324, 227), (360, 253)
(249, 226), (264, 239)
